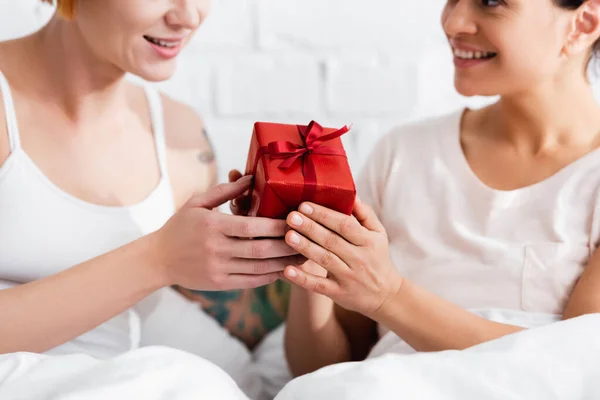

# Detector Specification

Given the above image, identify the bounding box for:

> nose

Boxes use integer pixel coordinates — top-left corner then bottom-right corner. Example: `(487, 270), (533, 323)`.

(441, 0), (477, 38)
(166, 0), (208, 31)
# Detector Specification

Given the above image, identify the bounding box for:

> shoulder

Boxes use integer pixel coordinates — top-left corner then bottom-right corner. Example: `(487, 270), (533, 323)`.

(363, 109), (463, 170)
(135, 85), (217, 208)
(356, 109), (463, 207)
(160, 93), (209, 151)
(0, 81), (7, 166)
(381, 109), (463, 150)
(0, 46), (11, 166)
(163, 93), (217, 208)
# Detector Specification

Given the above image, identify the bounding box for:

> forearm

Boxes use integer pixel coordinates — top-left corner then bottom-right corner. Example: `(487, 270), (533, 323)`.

(375, 279), (525, 352)
(285, 286), (351, 377)
(0, 234), (166, 354)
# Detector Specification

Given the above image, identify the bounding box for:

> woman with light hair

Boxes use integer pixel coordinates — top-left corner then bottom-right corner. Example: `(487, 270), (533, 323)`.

(0, 1), (300, 397)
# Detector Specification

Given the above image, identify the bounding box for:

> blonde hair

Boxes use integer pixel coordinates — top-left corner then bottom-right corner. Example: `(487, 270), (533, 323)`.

(41, 0), (76, 20)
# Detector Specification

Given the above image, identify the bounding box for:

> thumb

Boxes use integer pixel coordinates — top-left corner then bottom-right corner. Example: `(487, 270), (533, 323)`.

(188, 175), (253, 209)
(228, 169), (243, 183)
(352, 196), (385, 234)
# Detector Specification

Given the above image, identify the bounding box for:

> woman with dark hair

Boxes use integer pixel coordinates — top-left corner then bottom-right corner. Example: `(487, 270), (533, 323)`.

(276, 0), (600, 376)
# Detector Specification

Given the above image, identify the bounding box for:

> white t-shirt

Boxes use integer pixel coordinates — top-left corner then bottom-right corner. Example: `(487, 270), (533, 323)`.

(357, 109), (600, 335)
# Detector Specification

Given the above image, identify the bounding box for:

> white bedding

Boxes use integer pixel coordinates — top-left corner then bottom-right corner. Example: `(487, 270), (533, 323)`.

(0, 346), (250, 400)
(275, 310), (600, 400)
(1, 310), (598, 400)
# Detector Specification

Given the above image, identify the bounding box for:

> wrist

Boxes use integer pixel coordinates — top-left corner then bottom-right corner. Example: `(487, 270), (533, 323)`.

(370, 275), (406, 323)
(288, 284), (335, 322)
(136, 232), (172, 289)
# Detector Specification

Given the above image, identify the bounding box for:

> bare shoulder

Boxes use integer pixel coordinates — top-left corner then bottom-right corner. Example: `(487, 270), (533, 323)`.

(160, 93), (217, 209)
(0, 44), (10, 167)
(0, 83), (8, 167)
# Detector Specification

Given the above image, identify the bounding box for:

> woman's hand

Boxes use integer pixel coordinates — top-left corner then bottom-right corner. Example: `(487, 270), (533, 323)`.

(150, 176), (302, 291)
(282, 198), (403, 319)
(227, 169), (326, 278)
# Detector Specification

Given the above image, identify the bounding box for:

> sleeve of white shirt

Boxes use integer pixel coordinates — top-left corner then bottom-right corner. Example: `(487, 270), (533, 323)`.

(355, 129), (398, 222)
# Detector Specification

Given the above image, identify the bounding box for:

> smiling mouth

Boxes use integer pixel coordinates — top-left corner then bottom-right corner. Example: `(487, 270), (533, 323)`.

(143, 35), (180, 48)
(453, 48), (497, 60)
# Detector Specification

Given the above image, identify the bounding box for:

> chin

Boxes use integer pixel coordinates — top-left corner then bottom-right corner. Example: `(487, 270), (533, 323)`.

(132, 62), (178, 83)
(454, 78), (499, 97)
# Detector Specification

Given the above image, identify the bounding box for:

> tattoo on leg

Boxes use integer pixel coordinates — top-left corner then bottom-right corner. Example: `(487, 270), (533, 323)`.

(195, 290), (243, 325)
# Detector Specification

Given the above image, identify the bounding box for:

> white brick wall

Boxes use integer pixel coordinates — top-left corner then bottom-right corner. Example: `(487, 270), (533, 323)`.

(1, 0), (599, 184)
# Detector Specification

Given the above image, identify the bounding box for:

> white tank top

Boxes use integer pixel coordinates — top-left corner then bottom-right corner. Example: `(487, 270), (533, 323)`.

(0, 70), (176, 358)
(357, 110), (600, 336)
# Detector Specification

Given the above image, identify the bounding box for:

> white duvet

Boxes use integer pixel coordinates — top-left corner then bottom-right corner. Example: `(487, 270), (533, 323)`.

(275, 309), (600, 400)
(0, 310), (598, 400)
(0, 346), (250, 400)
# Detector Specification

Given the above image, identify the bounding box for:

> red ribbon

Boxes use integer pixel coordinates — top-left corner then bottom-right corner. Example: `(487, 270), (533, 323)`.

(251, 121), (350, 203)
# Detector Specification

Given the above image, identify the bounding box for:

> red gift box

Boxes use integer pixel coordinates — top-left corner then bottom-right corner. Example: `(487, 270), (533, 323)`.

(244, 121), (356, 219)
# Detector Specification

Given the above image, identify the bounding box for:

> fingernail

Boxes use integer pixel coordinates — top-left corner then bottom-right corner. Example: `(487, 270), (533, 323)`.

(299, 203), (313, 215)
(288, 232), (301, 244)
(290, 214), (303, 226)
(286, 268), (298, 278)
(240, 175), (253, 183)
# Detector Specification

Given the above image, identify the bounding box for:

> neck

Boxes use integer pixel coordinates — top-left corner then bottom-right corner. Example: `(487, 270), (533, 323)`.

(21, 16), (130, 123)
(489, 68), (600, 152)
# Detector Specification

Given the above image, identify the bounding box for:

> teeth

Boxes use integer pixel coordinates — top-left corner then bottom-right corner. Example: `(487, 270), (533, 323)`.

(158, 40), (177, 48)
(145, 36), (178, 48)
(453, 48), (494, 60)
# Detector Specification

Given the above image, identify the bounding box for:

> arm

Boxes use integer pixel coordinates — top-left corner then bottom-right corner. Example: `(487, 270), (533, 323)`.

(160, 95), (218, 209)
(0, 235), (164, 354)
(374, 279), (524, 352)
(0, 178), (298, 355)
(284, 264), (349, 377)
(283, 199), (600, 354)
(162, 98), (297, 348)
(352, 244), (600, 352)
(284, 258), (378, 377)
(562, 247), (600, 319)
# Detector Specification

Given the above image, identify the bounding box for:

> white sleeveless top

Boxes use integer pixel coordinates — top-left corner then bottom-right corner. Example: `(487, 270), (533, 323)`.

(357, 110), (600, 335)
(0, 70), (176, 358)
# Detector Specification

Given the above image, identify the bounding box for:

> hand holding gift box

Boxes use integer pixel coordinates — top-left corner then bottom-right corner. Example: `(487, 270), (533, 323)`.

(244, 120), (356, 219)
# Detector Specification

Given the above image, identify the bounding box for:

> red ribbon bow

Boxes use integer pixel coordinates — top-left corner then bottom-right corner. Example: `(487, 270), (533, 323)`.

(251, 121), (351, 203)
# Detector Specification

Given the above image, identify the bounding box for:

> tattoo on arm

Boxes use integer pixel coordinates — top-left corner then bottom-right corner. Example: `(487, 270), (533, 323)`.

(198, 127), (215, 164)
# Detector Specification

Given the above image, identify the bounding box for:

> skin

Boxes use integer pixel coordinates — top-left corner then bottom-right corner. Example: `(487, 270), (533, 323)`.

(0, 0), (301, 354)
(271, 0), (600, 376)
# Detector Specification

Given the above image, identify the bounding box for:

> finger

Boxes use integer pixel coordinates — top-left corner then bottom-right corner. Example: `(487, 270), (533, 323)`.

(219, 214), (289, 238)
(287, 211), (359, 263)
(225, 272), (281, 290)
(295, 202), (367, 246)
(227, 170), (250, 214)
(283, 265), (339, 297)
(188, 176), (253, 209)
(226, 237), (299, 259)
(228, 169), (244, 183)
(352, 197), (385, 233)
(297, 259), (329, 277)
(229, 254), (305, 275)
(285, 230), (350, 277)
